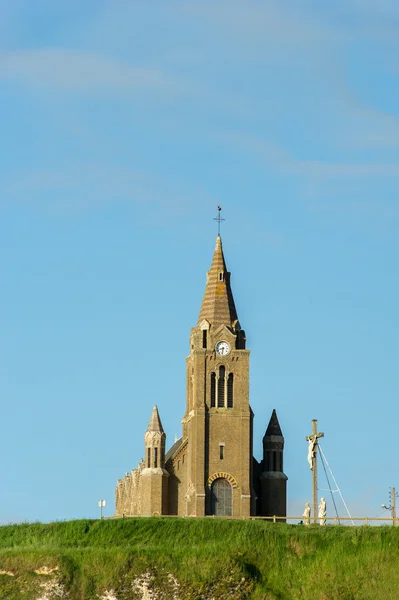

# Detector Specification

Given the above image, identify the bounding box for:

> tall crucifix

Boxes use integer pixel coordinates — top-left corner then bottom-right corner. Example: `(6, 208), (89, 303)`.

(306, 419), (324, 524)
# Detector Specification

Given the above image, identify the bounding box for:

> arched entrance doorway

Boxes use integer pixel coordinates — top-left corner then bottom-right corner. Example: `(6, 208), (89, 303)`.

(211, 478), (232, 516)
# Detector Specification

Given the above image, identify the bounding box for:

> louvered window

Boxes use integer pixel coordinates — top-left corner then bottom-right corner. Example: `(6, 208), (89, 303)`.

(227, 373), (234, 408)
(218, 366), (225, 407)
(210, 372), (216, 407)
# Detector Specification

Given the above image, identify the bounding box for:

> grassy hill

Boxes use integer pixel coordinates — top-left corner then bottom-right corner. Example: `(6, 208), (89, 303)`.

(1, 518), (399, 599)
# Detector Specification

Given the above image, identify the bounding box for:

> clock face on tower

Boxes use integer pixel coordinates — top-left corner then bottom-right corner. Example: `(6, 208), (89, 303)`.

(215, 341), (231, 356)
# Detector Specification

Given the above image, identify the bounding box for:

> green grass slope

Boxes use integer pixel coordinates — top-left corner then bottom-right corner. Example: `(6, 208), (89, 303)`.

(1, 518), (399, 599)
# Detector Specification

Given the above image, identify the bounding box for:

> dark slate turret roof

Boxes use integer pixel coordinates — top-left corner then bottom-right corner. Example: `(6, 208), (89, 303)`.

(264, 409), (283, 437)
(197, 235), (238, 329)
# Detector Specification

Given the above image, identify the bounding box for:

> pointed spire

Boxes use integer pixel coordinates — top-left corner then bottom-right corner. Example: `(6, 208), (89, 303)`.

(197, 236), (238, 329)
(264, 409), (283, 437)
(147, 405), (164, 433)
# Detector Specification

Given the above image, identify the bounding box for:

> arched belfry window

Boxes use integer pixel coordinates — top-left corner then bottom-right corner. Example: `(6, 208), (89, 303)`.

(227, 373), (234, 408)
(210, 372), (216, 408)
(211, 478), (232, 516)
(217, 366), (225, 407)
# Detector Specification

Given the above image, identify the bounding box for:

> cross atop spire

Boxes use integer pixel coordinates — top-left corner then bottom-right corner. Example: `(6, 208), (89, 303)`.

(213, 205), (225, 236)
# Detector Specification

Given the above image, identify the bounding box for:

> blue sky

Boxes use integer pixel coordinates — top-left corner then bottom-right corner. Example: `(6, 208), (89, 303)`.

(1, 0), (399, 522)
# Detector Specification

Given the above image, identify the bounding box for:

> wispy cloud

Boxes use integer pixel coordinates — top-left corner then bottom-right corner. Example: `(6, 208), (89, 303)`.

(343, 0), (399, 39)
(295, 160), (399, 178)
(217, 130), (399, 178)
(0, 162), (211, 217)
(1, 1), (398, 223)
(176, 0), (341, 51)
(0, 48), (189, 95)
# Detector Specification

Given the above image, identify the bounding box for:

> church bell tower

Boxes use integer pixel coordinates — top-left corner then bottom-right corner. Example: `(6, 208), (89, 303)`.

(182, 234), (254, 517)
(115, 215), (288, 519)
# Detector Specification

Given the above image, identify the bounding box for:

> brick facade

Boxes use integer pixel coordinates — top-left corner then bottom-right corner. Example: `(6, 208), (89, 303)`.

(115, 236), (287, 517)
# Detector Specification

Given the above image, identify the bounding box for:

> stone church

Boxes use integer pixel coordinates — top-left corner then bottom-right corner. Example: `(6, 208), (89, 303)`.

(115, 234), (287, 517)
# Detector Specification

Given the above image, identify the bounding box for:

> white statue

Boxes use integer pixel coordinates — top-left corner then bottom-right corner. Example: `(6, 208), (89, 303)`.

(307, 438), (316, 470)
(318, 497), (327, 526)
(302, 502), (311, 526)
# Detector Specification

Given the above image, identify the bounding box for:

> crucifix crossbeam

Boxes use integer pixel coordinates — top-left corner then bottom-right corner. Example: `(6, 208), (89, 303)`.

(306, 419), (324, 524)
(213, 205), (225, 236)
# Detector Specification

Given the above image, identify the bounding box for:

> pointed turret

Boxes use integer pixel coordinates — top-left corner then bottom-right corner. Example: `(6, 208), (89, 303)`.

(260, 409), (287, 518)
(197, 235), (238, 330)
(142, 405), (169, 516)
(147, 405), (164, 433)
(262, 409), (284, 467)
(144, 406), (166, 470)
(264, 409), (283, 438)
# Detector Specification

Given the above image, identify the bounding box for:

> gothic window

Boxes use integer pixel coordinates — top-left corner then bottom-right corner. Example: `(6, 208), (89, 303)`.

(147, 448), (151, 468)
(217, 366), (225, 407)
(203, 329), (207, 348)
(154, 447), (158, 468)
(210, 372), (216, 407)
(227, 373), (234, 408)
(211, 478), (232, 516)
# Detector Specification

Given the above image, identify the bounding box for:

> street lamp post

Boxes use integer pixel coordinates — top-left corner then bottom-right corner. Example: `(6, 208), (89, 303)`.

(98, 499), (106, 519)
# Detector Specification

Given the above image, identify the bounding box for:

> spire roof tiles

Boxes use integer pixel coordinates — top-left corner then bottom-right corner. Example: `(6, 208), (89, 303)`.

(197, 235), (238, 329)
(147, 405), (164, 433)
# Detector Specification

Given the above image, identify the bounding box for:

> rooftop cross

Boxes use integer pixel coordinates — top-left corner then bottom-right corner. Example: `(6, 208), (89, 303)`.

(213, 205), (225, 236)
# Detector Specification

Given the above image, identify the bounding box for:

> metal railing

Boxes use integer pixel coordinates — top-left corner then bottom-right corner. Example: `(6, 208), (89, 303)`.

(103, 514), (399, 526)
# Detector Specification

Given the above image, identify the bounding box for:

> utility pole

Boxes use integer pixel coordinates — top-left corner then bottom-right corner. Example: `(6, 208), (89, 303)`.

(392, 488), (397, 524)
(306, 419), (324, 524)
(381, 487), (398, 525)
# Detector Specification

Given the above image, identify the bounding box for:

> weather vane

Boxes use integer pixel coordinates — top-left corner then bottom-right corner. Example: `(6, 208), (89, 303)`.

(213, 205), (225, 236)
